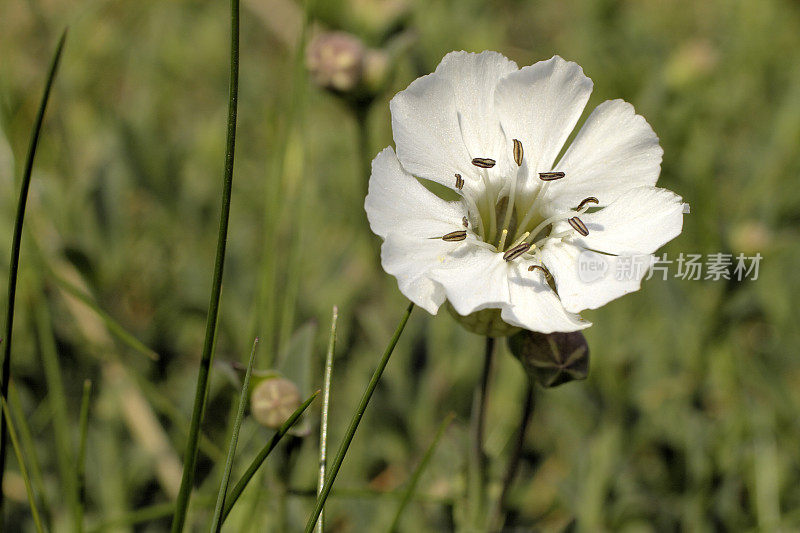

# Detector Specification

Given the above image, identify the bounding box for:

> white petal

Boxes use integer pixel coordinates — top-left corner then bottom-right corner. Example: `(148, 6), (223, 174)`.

(427, 245), (511, 316)
(501, 262), (591, 333)
(546, 99), (664, 211)
(390, 71), (479, 193)
(565, 186), (684, 255)
(434, 51), (519, 187)
(380, 232), (453, 314)
(365, 147), (466, 239)
(540, 244), (655, 313)
(494, 56), (593, 193)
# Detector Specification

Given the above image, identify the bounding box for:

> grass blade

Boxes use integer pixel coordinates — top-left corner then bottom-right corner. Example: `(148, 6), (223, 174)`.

(75, 379), (92, 533)
(170, 0), (240, 529)
(304, 302), (414, 533)
(316, 305), (338, 533)
(0, 396), (45, 532)
(221, 390), (320, 522)
(0, 28), (68, 509)
(210, 339), (259, 532)
(388, 412), (455, 532)
(8, 385), (50, 528)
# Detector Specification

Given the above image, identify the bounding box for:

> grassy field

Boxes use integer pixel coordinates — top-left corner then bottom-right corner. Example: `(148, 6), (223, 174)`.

(1, 0), (800, 530)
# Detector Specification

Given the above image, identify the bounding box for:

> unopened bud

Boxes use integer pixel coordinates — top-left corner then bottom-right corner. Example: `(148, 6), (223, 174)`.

(507, 330), (589, 388)
(250, 377), (302, 429)
(306, 32), (366, 93)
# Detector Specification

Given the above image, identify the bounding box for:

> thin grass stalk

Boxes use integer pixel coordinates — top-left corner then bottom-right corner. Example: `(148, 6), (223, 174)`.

(389, 412), (455, 532)
(75, 379), (92, 533)
(0, 397), (45, 533)
(32, 289), (80, 521)
(316, 306), (338, 533)
(0, 28), (67, 508)
(170, 0), (240, 528)
(221, 390), (320, 522)
(251, 0), (311, 363)
(210, 339), (259, 532)
(87, 502), (175, 533)
(468, 337), (495, 528)
(489, 381), (534, 531)
(303, 302), (415, 533)
(8, 384), (51, 528)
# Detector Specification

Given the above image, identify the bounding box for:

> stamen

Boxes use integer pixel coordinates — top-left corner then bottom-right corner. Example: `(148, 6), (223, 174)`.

(513, 139), (523, 167)
(455, 173), (464, 190)
(576, 197), (599, 210)
(503, 241), (531, 261)
(539, 171), (565, 181)
(509, 231), (530, 249)
(567, 217), (589, 236)
(462, 216), (469, 228)
(528, 264), (549, 275)
(471, 157), (496, 168)
(441, 230), (467, 242)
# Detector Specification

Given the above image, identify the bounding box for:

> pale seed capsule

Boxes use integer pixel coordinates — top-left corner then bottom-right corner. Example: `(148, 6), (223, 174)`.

(250, 377), (302, 429)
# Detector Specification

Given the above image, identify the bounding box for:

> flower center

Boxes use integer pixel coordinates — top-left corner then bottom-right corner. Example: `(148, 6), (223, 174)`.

(440, 139), (599, 271)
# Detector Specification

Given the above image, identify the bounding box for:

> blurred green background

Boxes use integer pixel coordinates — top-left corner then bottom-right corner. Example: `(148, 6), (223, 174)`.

(1, 0), (800, 530)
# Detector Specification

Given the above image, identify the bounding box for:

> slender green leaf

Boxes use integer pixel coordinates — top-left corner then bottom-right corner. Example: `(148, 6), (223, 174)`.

(304, 302), (414, 533)
(75, 379), (92, 533)
(171, 0), (240, 528)
(210, 339), (259, 532)
(316, 306), (337, 533)
(221, 390), (320, 523)
(0, 28), (67, 508)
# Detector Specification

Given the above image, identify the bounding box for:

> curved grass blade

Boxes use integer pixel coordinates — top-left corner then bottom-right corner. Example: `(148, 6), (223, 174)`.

(1, 396), (45, 532)
(75, 379), (92, 533)
(221, 390), (320, 523)
(170, 0), (240, 528)
(316, 305), (338, 533)
(0, 28), (68, 509)
(388, 412), (455, 532)
(210, 339), (259, 532)
(304, 302), (414, 533)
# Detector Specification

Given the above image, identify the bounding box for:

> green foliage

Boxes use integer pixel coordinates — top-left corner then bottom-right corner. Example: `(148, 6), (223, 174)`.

(1, 0), (799, 530)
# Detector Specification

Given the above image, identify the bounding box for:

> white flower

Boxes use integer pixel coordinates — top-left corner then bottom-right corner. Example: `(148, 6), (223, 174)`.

(365, 51), (685, 335)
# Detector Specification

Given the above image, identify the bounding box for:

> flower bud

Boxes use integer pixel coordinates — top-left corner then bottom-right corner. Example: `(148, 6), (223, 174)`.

(250, 377), (302, 429)
(507, 330), (589, 388)
(306, 31), (366, 93)
(446, 303), (521, 338)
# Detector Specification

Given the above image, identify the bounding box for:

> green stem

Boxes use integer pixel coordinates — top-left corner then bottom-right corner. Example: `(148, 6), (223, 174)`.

(0, 28), (67, 511)
(389, 412), (455, 532)
(489, 381), (534, 531)
(221, 390), (320, 522)
(468, 337), (495, 528)
(0, 396), (45, 533)
(76, 379), (93, 533)
(304, 302), (415, 533)
(316, 306), (338, 533)
(170, 0), (239, 529)
(210, 339), (259, 532)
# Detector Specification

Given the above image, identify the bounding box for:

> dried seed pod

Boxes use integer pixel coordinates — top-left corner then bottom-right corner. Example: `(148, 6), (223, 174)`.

(507, 330), (590, 388)
(250, 377), (302, 429)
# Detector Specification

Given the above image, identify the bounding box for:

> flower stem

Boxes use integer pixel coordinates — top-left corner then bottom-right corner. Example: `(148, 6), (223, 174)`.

(316, 306), (338, 533)
(75, 379), (93, 533)
(0, 28), (67, 513)
(170, 0), (239, 529)
(304, 302), (415, 533)
(209, 339), (259, 532)
(489, 381), (535, 530)
(468, 337), (495, 528)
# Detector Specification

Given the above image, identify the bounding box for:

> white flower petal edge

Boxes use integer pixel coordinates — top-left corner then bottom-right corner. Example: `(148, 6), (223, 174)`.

(545, 99), (664, 212)
(503, 262), (591, 333)
(494, 56), (593, 202)
(568, 186), (685, 256)
(365, 147), (464, 240)
(540, 245), (655, 314)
